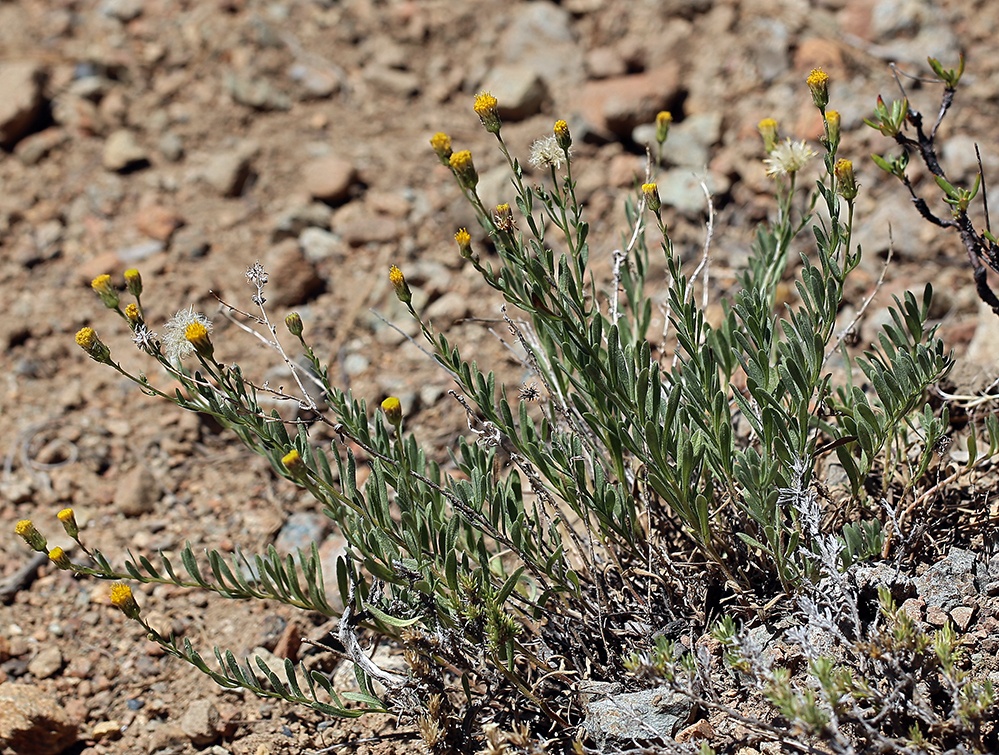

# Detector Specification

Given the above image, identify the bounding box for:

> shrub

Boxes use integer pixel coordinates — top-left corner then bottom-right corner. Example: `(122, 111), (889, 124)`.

(16, 61), (997, 753)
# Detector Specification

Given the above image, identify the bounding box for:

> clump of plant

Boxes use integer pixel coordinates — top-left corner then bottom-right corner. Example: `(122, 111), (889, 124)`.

(14, 62), (996, 752)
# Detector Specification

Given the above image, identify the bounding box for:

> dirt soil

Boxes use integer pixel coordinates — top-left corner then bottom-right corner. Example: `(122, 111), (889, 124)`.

(2, 1), (999, 754)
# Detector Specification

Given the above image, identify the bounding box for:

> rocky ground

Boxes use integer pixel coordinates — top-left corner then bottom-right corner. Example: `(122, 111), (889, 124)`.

(2, 0), (999, 753)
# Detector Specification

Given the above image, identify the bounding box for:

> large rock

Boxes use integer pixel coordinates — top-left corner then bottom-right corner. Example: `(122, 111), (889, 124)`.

(303, 155), (356, 204)
(102, 129), (149, 172)
(0, 682), (77, 755)
(583, 685), (693, 745)
(114, 465), (161, 517)
(179, 698), (220, 746)
(0, 61), (46, 148)
(264, 239), (325, 306)
(577, 65), (681, 140)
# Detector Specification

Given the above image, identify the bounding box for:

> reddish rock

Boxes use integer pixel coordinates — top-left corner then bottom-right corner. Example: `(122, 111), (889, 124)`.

(274, 621), (302, 662)
(0, 682), (77, 755)
(0, 61), (46, 148)
(577, 64), (681, 138)
(264, 239), (325, 306)
(793, 38), (845, 76)
(951, 605), (975, 632)
(135, 205), (184, 242)
(303, 155), (356, 203)
(900, 597), (925, 623)
(926, 604), (948, 627)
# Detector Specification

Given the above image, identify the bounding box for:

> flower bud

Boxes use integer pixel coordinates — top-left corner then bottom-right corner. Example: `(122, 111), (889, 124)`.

(15, 520), (47, 552)
(655, 111), (672, 145)
(806, 68), (830, 111)
(185, 321), (214, 361)
(835, 159), (858, 200)
(75, 327), (112, 364)
(110, 583), (142, 620)
(455, 228), (475, 261)
(282, 449), (308, 480)
(449, 150), (478, 191)
(553, 119), (571, 151)
(91, 274), (120, 310)
(389, 265), (412, 304)
(473, 92), (501, 134)
(49, 547), (73, 570)
(124, 269), (142, 298)
(824, 110), (841, 151)
(642, 183), (661, 214)
(758, 118), (779, 154)
(58, 508), (79, 539)
(430, 132), (452, 166)
(382, 396), (402, 427)
(285, 312), (304, 337)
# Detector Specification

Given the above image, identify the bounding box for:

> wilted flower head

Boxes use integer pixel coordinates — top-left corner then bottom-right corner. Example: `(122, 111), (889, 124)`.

(162, 307), (212, 363)
(529, 135), (567, 170)
(765, 139), (816, 177)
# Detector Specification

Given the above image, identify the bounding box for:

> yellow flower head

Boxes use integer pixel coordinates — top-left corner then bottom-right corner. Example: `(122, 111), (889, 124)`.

(758, 118), (779, 154)
(449, 150), (478, 190)
(642, 183), (661, 214)
(474, 92), (501, 134)
(382, 396), (403, 426)
(282, 449), (307, 479)
(91, 274), (120, 309)
(162, 307), (211, 363)
(455, 228), (474, 260)
(15, 520), (47, 552)
(75, 327), (112, 364)
(110, 583), (141, 620)
(389, 265), (412, 304)
(185, 321), (214, 361)
(655, 111), (673, 144)
(430, 132), (452, 165)
(553, 119), (571, 150)
(124, 302), (142, 324)
(806, 67), (830, 110)
(48, 547), (72, 570)
(835, 158), (858, 200)
(58, 508), (79, 539)
(124, 268), (142, 297)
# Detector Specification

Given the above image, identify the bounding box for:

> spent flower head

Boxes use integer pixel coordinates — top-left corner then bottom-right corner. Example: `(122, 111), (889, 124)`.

(91, 274), (120, 310)
(76, 327), (112, 364)
(473, 92), (501, 134)
(765, 138), (816, 178)
(132, 324), (158, 353)
(529, 135), (568, 171)
(162, 307), (212, 363)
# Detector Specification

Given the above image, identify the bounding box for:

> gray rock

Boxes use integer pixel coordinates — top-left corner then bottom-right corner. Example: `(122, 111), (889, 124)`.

(157, 131), (184, 163)
(180, 698), (220, 746)
(299, 227), (341, 262)
(271, 202), (333, 242)
(498, 1), (581, 86)
(274, 511), (330, 554)
(634, 112), (723, 168)
(480, 65), (548, 120)
(146, 722), (187, 755)
(914, 547), (978, 611)
(288, 64), (339, 99)
(171, 226), (210, 259)
(584, 686), (693, 745)
(585, 47), (626, 80)
(0, 682), (77, 755)
(0, 61), (46, 148)
(14, 127), (68, 165)
(424, 291), (471, 325)
(227, 74), (292, 111)
(100, 0), (143, 21)
(303, 155), (356, 203)
(114, 465), (161, 517)
(869, 0), (959, 65)
(748, 18), (790, 83)
(102, 129), (149, 172)
(204, 146), (255, 197)
(656, 168), (731, 217)
(27, 647), (63, 680)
